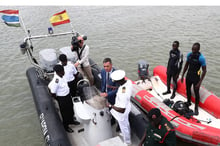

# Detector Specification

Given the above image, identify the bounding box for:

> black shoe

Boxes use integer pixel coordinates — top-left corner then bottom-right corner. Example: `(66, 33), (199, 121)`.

(170, 93), (175, 99)
(65, 126), (74, 133)
(194, 110), (199, 115)
(70, 120), (80, 125)
(185, 101), (191, 107)
(162, 90), (171, 95)
(194, 107), (199, 115)
(116, 125), (120, 132)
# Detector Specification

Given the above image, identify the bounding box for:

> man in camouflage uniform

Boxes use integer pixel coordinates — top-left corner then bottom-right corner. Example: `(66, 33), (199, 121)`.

(139, 108), (176, 146)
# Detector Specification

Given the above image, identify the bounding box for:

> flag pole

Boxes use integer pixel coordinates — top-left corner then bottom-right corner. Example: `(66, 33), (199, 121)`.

(19, 14), (34, 46)
(19, 15), (29, 37)
(69, 21), (78, 35)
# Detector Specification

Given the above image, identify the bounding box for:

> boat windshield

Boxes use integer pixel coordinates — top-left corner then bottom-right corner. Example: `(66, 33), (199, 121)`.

(83, 86), (106, 110)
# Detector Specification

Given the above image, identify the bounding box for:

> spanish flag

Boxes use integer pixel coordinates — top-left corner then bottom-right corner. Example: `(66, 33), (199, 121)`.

(49, 10), (70, 26)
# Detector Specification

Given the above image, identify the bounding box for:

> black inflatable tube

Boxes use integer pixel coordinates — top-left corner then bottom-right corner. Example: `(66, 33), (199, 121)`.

(26, 67), (71, 146)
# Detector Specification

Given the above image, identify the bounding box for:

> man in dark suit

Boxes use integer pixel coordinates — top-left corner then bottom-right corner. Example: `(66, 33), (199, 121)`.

(100, 58), (119, 126)
(100, 58), (118, 105)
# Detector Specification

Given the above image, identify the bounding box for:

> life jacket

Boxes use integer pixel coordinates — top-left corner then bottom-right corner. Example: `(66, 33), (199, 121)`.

(187, 52), (201, 76)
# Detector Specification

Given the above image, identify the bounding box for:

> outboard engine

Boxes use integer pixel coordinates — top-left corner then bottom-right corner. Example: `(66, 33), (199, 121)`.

(138, 60), (149, 81)
(39, 49), (57, 72)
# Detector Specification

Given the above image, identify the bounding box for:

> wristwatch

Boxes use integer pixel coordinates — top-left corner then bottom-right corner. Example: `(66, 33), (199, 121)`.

(109, 104), (112, 108)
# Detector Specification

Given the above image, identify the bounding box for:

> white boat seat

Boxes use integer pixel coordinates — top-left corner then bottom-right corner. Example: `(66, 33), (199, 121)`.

(74, 102), (91, 121)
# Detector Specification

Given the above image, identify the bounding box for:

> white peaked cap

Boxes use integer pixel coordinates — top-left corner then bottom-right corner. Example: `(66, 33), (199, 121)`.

(110, 70), (126, 81)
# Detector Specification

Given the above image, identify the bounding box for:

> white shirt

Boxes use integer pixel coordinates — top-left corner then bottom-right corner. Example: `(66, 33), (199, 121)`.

(105, 69), (113, 92)
(59, 61), (78, 82)
(48, 73), (70, 96)
(74, 44), (90, 67)
(110, 80), (132, 121)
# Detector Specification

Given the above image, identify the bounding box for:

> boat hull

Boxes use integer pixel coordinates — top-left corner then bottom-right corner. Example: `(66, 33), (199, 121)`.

(26, 67), (71, 146)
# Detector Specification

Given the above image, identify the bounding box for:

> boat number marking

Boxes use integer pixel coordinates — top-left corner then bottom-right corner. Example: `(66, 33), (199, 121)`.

(39, 113), (50, 144)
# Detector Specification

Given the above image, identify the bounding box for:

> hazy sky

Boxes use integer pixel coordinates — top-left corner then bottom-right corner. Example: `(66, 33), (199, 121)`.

(0, 0), (219, 6)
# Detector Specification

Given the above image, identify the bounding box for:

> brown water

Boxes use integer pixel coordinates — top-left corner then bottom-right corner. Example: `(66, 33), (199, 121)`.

(1, 6), (219, 146)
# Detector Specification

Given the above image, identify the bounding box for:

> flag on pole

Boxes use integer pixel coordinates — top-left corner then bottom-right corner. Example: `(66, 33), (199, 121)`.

(49, 10), (70, 26)
(0, 9), (20, 27)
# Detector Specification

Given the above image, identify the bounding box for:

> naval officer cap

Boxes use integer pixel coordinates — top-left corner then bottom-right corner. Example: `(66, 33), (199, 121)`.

(111, 70), (126, 81)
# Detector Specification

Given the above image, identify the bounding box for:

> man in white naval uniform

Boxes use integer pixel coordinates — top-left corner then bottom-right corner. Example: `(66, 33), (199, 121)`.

(107, 70), (132, 145)
(48, 64), (80, 133)
(59, 54), (78, 97)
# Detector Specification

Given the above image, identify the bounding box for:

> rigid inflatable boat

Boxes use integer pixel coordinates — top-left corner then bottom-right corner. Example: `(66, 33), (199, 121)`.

(132, 64), (220, 146)
(21, 29), (148, 146)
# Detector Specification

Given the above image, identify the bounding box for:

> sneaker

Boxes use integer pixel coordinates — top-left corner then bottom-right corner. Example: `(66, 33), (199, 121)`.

(162, 90), (171, 95)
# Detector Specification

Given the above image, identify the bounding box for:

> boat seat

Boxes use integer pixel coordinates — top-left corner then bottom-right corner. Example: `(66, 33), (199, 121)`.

(135, 79), (152, 90)
(74, 102), (91, 122)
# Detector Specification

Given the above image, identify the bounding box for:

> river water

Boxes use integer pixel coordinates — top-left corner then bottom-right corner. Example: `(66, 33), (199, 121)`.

(0, 6), (220, 146)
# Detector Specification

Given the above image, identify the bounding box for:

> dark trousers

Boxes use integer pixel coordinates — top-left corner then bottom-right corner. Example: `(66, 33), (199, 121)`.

(166, 72), (178, 94)
(186, 74), (200, 109)
(68, 80), (77, 97)
(56, 94), (74, 128)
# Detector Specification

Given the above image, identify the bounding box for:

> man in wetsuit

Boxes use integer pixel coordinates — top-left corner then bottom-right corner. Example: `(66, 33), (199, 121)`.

(139, 108), (176, 146)
(181, 42), (207, 115)
(163, 41), (183, 99)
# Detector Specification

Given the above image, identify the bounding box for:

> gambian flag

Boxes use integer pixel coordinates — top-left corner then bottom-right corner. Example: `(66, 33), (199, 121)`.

(0, 9), (20, 27)
(50, 10), (70, 26)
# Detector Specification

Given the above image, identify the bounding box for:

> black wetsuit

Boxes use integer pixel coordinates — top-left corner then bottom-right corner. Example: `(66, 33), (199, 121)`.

(166, 49), (183, 94)
(186, 52), (201, 110)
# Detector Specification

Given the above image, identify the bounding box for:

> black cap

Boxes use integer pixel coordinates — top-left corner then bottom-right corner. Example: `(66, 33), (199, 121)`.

(148, 108), (161, 120)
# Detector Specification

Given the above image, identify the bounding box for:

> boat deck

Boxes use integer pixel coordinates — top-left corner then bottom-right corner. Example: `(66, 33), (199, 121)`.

(67, 123), (140, 146)
(54, 97), (141, 146)
(138, 76), (220, 128)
